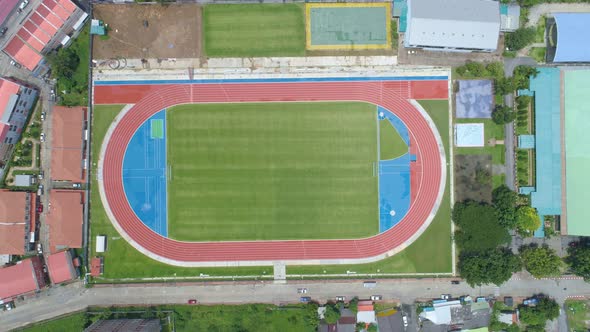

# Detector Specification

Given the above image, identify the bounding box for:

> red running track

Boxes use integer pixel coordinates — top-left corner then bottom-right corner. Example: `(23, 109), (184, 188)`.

(97, 80), (447, 263)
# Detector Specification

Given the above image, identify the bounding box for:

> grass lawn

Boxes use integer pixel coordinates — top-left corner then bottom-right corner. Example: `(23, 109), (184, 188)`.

(535, 16), (546, 43)
(287, 100), (452, 275)
(203, 4), (305, 57)
(493, 174), (506, 189)
(20, 304), (318, 332)
(167, 102), (378, 241)
(380, 118), (407, 160)
(90, 105), (271, 279)
(19, 312), (88, 332)
(528, 47), (546, 63)
(54, 23), (89, 106)
(566, 300), (590, 332)
(455, 118), (505, 165)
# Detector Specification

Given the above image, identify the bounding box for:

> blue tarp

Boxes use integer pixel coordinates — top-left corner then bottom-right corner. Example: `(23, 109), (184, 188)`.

(122, 110), (168, 237)
(553, 13), (590, 62)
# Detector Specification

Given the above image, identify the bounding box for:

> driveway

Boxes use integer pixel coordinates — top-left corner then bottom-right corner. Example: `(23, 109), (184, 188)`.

(526, 3), (590, 27)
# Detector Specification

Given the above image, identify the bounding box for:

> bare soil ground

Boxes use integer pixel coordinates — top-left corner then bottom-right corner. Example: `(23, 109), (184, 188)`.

(92, 4), (202, 60)
(454, 154), (493, 203)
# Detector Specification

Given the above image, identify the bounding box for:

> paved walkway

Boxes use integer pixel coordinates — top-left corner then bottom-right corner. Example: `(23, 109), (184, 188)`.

(526, 3), (590, 28)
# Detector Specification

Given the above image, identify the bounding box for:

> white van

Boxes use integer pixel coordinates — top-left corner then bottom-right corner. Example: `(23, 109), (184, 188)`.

(18, 0), (29, 12)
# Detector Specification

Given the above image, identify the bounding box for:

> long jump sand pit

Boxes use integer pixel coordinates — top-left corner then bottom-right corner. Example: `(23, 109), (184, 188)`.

(92, 4), (202, 60)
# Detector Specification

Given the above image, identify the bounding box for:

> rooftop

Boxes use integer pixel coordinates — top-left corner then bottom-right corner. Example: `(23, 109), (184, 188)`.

(51, 106), (85, 182)
(0, 78), (21, 138)
(406, 0), (500, 50)
(553, 13), (590, 63)
(46, 250), (77, 284)
(0, 190), (28, 255)
(47, 190), (84, 252)
(455, 123), (485, 147)
(0, 256), (44, 301)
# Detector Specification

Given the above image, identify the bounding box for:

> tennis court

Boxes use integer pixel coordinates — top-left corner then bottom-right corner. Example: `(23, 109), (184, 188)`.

(306, 3), (391, 51)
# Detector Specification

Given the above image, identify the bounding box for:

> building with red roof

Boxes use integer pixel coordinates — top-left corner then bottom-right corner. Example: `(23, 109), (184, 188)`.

(90, 257), (103, 277)
(46, 250), (77, 284)
(0, 190), (33, 255)
(0, 77), (38, 163)
(51, 106), (86, 182)
(2, 0), (87, 72)
(0, 256), (46, 301)
(0, 0), (20, 26)
(46, 190), (83, 252)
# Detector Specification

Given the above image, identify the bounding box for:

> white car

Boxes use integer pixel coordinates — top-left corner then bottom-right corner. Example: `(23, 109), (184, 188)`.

(336, 296), (346, 302)
(297, 288), (307, 294)
(40, 112), (46, 121)
(37, 243), (42, 254)
(40, 133), (45, 142)
(370, 295), (382, 301)
(441, 294), (451, 300)
(402, 315), (408, 327)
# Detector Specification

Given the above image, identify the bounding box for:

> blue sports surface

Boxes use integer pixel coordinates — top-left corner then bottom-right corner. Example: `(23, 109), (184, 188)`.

(122, 110), (168, 236)
(378, 108), (411, 232)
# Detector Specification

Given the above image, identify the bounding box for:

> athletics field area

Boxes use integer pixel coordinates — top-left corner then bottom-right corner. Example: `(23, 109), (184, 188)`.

(92, 75), (448, 269)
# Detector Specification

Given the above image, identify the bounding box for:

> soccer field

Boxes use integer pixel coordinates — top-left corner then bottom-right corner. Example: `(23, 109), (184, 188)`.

(203, 4), (305, 57)
(167, 102), (379, 241)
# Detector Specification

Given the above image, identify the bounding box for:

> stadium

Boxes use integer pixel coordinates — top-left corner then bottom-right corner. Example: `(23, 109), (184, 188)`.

(93, 75), (448, 267)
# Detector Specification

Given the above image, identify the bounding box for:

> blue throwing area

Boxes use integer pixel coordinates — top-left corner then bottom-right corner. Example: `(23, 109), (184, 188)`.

(377, 108), (411, 233)
(122, 110), (168, 237)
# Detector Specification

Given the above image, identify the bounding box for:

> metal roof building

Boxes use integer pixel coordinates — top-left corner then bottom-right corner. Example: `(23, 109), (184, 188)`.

(551, 13), (590, 63)
(405, 0), (500, 52)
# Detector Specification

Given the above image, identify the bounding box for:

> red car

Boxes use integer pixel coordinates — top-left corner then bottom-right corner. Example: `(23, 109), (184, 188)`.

(188, 299), (197, 304)
(37, 204), (43, 213)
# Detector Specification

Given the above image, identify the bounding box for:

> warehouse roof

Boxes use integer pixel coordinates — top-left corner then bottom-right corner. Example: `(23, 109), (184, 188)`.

(406, 0), (500, 50)
(51, 106), (85, 182)
(553, 13), (590, 63)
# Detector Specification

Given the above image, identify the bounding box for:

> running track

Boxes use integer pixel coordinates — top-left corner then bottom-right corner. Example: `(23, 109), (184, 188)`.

(95, 79), (448, 264)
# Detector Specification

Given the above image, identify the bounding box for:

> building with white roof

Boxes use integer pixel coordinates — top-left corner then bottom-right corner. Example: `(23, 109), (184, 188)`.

(405, 0), (500, 52)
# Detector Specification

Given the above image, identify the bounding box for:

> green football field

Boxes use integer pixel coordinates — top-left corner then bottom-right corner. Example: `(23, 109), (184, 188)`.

(166, 102), (379, 241)
(203, 4), (305, 57)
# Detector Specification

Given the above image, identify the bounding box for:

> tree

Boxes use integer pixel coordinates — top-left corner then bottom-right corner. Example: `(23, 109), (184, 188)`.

(520, 244), (563, 278)
(459, 248), (521, 286)
(348, 297), (359, 314)
(367, 323), (378, 332)
(47, 47), (80, 80)
(486, 62), (505, 79)
(323, 303), (341, 324)
(492, 105), (516, 125)
(566, 242), (590, 280)
(505, 27), (536, 51)
(492, 185), (518, 228)
(453, 201), (511, 252)
(519, 297), (559, 327)
(464, 61), (487, 77)
(494, 77), (515, 95)
(515, 206), (541, 236)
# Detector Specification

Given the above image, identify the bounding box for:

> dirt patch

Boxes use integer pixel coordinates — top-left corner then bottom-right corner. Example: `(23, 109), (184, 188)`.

(92, 4), (202, 60)
(454, 154), (493, 203)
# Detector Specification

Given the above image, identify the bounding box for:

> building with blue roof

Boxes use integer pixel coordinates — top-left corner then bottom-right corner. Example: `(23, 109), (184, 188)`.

(549, 13), (590, 63)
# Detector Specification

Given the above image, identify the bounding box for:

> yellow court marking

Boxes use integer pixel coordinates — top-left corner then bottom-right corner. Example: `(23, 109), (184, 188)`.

(305, 2), (392, 51)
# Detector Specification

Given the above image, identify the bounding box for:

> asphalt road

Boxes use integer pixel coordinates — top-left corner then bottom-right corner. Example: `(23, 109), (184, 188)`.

(1, 277), (587, 331)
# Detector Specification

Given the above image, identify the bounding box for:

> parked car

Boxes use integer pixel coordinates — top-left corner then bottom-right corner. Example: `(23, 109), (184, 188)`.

(297, 288), (307, 294)
(451, 280), (460, 285)
(40, 133), (45, 142)
(336, 296), (346, 302)
(187, 299), (197, 304)
(38, 184), (44, 196)
(37, 243), (42, 254)
(41, 112), (46, 121)
(370, 295), (382, 301)
(300, 297), (311, 303)
(10, 60), (21, 68)
(403, 315), (408, 327)
(441, 294), (451, 300)
(38, 170), (44, 180)
(72, 183), (82, 188)
(37, 204), (43, 213)
(0, 27), (8, 36)
(4, 302), (13, 311)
